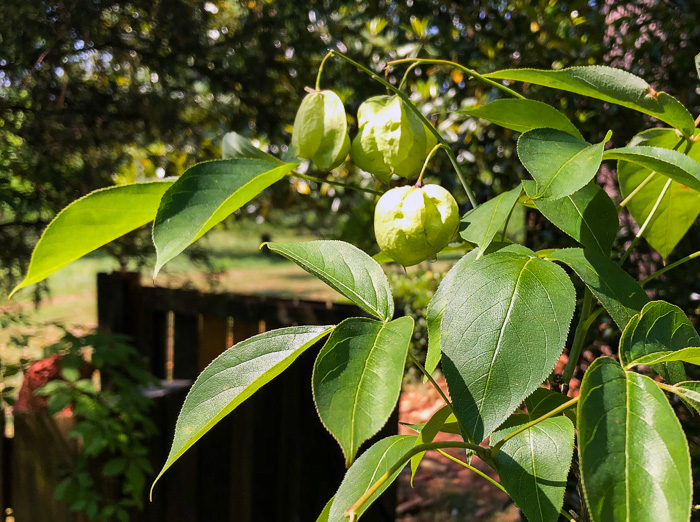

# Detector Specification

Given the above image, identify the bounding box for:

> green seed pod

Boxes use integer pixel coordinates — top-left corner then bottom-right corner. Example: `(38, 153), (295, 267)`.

(374, 184), (459, 267)
(291, 89), (350, 171)
(352, 95), (437, 183)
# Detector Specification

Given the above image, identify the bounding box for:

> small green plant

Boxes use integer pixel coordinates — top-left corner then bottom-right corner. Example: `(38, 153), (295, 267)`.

(10, 50), (700, 521)
(35, 330), (157, 521)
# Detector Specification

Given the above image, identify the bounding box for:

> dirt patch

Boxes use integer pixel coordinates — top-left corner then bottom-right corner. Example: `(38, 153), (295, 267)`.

(397, 377), (520, 522)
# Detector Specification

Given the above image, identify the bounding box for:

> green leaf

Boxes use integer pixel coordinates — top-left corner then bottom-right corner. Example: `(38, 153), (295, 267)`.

(548, 248), (649, 329)
(328, 435), (416, 522)
(152, 159), (295, 276)
(486, 66), (695, 137)
(152, 325), (333, 495)
(664, 381), (700, 415)
(605, 145), (700, 193)
(10, 180), (173, 298)
(221, 131), (282, 163)
(619, 300), (698, 383)
(265, 240), (395, 322)
(441, 247), (575, 442)
(492, 415), (575, 522)
(628, 347), (700, 367)
(316, 496), (334, 522)
(409, 405), (452, 486)
(617, 128), (700, 258)
(525, 387), (576, 424)
(458, 99), (583, 139)
(103, 458), (127, 477)
(460, 185), (522, 254)
(517, 128), (609, 200)
(425, 250), (478, 376)
(313, 317), (413, 466)
(401, 414), (460, 435)
(524, 181), (618, 256)
(578, 357), (691, 522)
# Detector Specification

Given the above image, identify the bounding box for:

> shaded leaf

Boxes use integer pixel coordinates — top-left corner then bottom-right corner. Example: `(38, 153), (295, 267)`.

(266, 240), (394, 322)
(517, 128), (608, 200)
(152, 325), (333, 494)
(578, 357), (691, 522)
(492, 416), (575, 522)
(460, 185), (522, 254)
(458, 99), (583, 139)
(524, 181), (618, 256)
(328, 435), (417, 521)
(486, 66), (695, 136)
(619, 300), (697, 383)
(664, 381), (700, 415)
(152, 159), (295, 276)
(221, 131), (282, 163)
(441, 247), (575, 442)
(604, 145), (700, 193)
(313, 317), (413, 466)
(548, 248), (649, 329)
(617, 128), (700, 258)
(410, 405), (453, 486)
(425, 250), (479, 375)
(11, 180), (173, 297)
(525, 387), (576, 424)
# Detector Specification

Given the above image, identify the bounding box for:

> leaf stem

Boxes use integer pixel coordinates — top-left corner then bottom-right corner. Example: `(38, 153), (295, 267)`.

(344, 441), (484, 519)
(490, 397), (579, 457)
(398, 61), (421, 90)
(406, 351), (474, 444)
(327, 51), (479, 208)
(640, 249), (700, 285)
(619, 171), (656, 208)
(290, 172), (382, 196)
(435, 449), (577, 521)
(562, 288), (594, 384)
(416, 143), (445, 186)
(316, 50), (334, 91)
(388, 58), (526, 100)
(436, 449), (507, 492)
(618, 177), (672, 266)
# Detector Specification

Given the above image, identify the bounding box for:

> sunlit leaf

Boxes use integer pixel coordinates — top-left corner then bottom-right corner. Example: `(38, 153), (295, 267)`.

(152, 159), (295, 276)
(441, 246), (575, 442)
(266, 240), (394, 322)
(487, 66), (695, 136)
(578, 357), (691, 522)
(11, 180), (173, 298)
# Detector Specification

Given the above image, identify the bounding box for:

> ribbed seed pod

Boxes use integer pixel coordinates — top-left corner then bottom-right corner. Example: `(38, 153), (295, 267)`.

(291, 89), (350, 171)
(352, 95), (436, 183)
(374, 184), (459, 266)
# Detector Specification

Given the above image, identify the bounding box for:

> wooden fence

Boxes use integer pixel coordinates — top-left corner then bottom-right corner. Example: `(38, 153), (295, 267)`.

(2, 272), (399, 521)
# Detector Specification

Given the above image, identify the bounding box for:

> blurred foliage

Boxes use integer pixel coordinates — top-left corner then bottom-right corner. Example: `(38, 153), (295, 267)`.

(1, 0), (699, 293)
(35, 330), (157, 521)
